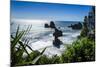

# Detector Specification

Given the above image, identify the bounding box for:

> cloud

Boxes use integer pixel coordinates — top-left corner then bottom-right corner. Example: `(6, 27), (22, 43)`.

(11, 18), (49, 25)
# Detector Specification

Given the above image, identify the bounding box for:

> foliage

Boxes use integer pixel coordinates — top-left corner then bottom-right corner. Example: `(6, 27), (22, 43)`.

(32, 37), (95, 65)
(61, 37), (95, 63)
(11, 25), (95, 66)
(11, 25), (47, 66)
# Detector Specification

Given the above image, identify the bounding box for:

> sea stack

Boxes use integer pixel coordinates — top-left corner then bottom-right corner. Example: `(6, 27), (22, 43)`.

(68, 22), (82, 30)
(53, 27), (63, 48)
(44, 21), (63, 48)
(44, 21), (56, 28)
(50, 21), (56, 28)
(44, 23), (49, 28)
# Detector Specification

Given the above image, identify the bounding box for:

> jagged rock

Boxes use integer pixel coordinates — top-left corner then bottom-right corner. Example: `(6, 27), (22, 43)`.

(44, 23), (49, 28)
(52, 28), (63, 48)
(44, 21), (63, 48)
(53, 38), (62, 48)
(50, 21), (56, 28)
(68, 22), (82, 30)
(44, 21), (55, 28)
(53, 28), (63, 38)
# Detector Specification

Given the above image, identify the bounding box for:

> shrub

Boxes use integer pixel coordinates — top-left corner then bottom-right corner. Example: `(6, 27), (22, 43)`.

(61, 37), (95, 63)
(11, 25), (47, 66)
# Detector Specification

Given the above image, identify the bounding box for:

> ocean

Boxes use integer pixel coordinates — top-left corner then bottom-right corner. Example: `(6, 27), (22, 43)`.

(11, 20), (81, 57)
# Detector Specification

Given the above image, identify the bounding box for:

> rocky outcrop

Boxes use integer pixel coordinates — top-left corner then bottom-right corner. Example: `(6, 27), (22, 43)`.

(44, 23), (49, 28)
(44, 21), (63, 48)
(68, 22), (82, 30)
(80, 6), (95, 40)
(50, 21), (56, 28)
(53, 28), (63, 38)
(53, 37), (62, 48)
(44, 21), (56, 28)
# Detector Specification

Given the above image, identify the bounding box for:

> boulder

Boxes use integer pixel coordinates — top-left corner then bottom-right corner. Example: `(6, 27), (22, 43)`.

(44, 23), (49, 28)
(68, 22), (82, 30)
(50, 21), (56, 28)
(53, 38), (62, 48)
(53, 28), (63, 38)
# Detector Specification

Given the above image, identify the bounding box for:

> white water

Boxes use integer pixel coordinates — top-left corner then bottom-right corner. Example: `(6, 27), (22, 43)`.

(11, 19), (81, 57)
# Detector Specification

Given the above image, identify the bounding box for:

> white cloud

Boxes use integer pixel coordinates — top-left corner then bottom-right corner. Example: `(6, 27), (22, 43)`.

(11, 18), (49, 25)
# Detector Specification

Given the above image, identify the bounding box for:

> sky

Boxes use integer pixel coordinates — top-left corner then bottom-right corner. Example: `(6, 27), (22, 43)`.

(11, 0), (92, 21)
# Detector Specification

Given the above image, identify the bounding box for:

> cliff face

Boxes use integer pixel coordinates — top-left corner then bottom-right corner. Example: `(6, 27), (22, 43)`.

(81, 6), (95, 39)
(88, 7), (95, 34)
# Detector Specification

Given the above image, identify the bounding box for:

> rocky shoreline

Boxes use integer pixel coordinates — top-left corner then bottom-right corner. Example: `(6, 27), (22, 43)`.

(68, 22), (82, 30)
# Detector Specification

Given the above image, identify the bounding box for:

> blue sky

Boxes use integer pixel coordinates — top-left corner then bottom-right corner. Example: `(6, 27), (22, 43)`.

(11, 1), (92, 21)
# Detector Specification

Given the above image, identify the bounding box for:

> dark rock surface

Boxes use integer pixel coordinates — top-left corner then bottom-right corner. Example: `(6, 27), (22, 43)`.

(50, 21), (56, 28)
(68, 22), (82, 30)
(44, 21), (63, 48)
(44, 21), (56, 28)
(53, 38), (62, 48)
(53, 28), (63, 38)
(44, 23), (49, 28)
